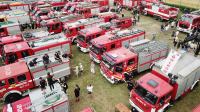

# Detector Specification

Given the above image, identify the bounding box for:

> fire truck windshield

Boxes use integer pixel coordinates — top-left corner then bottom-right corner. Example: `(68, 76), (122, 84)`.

(135, 85), (158, 105)
(102, 55), (114, 69)
(181, 15), (193, 24)
(90, 45), (103, 54)
(77, 35), (85, 42)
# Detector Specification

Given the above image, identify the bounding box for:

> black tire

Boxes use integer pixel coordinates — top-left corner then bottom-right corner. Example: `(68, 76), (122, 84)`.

(73, 38), (77, 44)
(5, 93), (22, 104)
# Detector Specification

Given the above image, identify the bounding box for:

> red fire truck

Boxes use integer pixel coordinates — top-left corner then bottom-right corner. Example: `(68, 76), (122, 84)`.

(100, 39), (169, 84)
(90, 0), (109, 6)
(75, 3), (108, 18)
(177, 10), (200, 33)
(0, 49), (71, 103)
(111, 17), (133, 29)
(90, 29), (145, 63)
(97, 12), (118, 22)
(40, 14), (83, 34)
(129, 50), (200, 112)
(64, 17), (105, 43)
(3, 84), (70, 112)
(0, 2), (30, 12)
(143, 3), (179, 21)
(1, 33), (71, 64)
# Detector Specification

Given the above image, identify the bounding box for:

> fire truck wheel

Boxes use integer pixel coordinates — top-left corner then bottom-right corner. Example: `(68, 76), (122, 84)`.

(158, 17), (163, 22)
(5, 93), (22, 103)
(142, 11), (147, 16)
(73, 38), (77, 44)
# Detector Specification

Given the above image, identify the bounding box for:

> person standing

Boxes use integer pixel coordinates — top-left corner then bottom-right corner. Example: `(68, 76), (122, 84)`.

(43, 54), (50, 70)
(127, 81), (134, 91)
(136, 13), (140, 22)
(61, 81), (68, 94)
(39, 77), (47, 94)
(86, 84), (93, 98)
(79, 63), (83, 75)
(74, 84), (80, 102)
(75, 66), (79, 77)
(47, 72), (54, 91)
(90, 61), (95, 74)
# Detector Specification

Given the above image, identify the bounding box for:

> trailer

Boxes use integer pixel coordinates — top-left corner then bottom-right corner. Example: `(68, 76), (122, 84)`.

(3, 83), (70, 112)
(0, 49), (70, 103)
(129, 50), (200, 112)
(100, 39), (169, 84)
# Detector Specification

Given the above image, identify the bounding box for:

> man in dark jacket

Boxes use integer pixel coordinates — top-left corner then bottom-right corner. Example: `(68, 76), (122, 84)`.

(47, 72), (54, 91)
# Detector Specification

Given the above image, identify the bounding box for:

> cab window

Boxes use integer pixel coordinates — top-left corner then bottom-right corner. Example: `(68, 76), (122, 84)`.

(21, 50), (29, 58)
(8, 78), (16, 85)
(128, 59), (134, 65)
(52, 23), (60, 30)
(111, 44), (115, 49)
(96, 34), (101, 37)
(115, 63), (123, 73)
(7, 54), (18, 64)
(0, 80), (6, 87)
(0, 28), (5, 33)
(17, 74), (26, 82)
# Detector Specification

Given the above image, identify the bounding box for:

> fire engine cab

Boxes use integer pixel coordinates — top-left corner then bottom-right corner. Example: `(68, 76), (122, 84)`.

(97, 12), (118, 22)
(77, 26), (106, 53)
(0, 35), (22, 47)
(75, 3), (108, 18)
(129, 50), (200, 112)
(1, 33), (71, 64)
(143, 3), (179, 21)
(64, 17), (105, 43)
(100, 39), (169, 84)
(177, 10), (200, 33)
(40, 14), (83, 34)
(3, 84), (69, 112)
(90, 28), (145, 63)
(0, 50), (70, 103)
(0, 10), (31, 37)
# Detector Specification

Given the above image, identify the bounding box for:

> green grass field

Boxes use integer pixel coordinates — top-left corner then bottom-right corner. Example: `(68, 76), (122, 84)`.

(164, 0), (200, 9)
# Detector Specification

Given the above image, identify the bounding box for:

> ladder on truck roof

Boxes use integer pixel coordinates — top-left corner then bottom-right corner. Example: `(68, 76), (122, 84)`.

(191, 10), (200, 16)
(22, 28), (49, 40)
(109, 29), (144, 40)
(28, 33), (68, 48)
(130, 40), (169, 56)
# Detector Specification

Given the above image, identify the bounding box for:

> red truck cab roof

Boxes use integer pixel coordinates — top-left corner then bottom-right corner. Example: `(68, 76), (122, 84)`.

(137, 73), (173, 97)
(79, 27), (103, 36)
(0, 61), (28, 80)
(104, 47), (137, 64)
(0, 35), (22, 45)
(91, 33), (114, 47)
(4, 41), (30, 54)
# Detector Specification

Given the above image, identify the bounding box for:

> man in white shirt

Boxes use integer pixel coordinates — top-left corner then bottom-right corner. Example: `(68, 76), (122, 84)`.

(87, 84), (93, 97)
